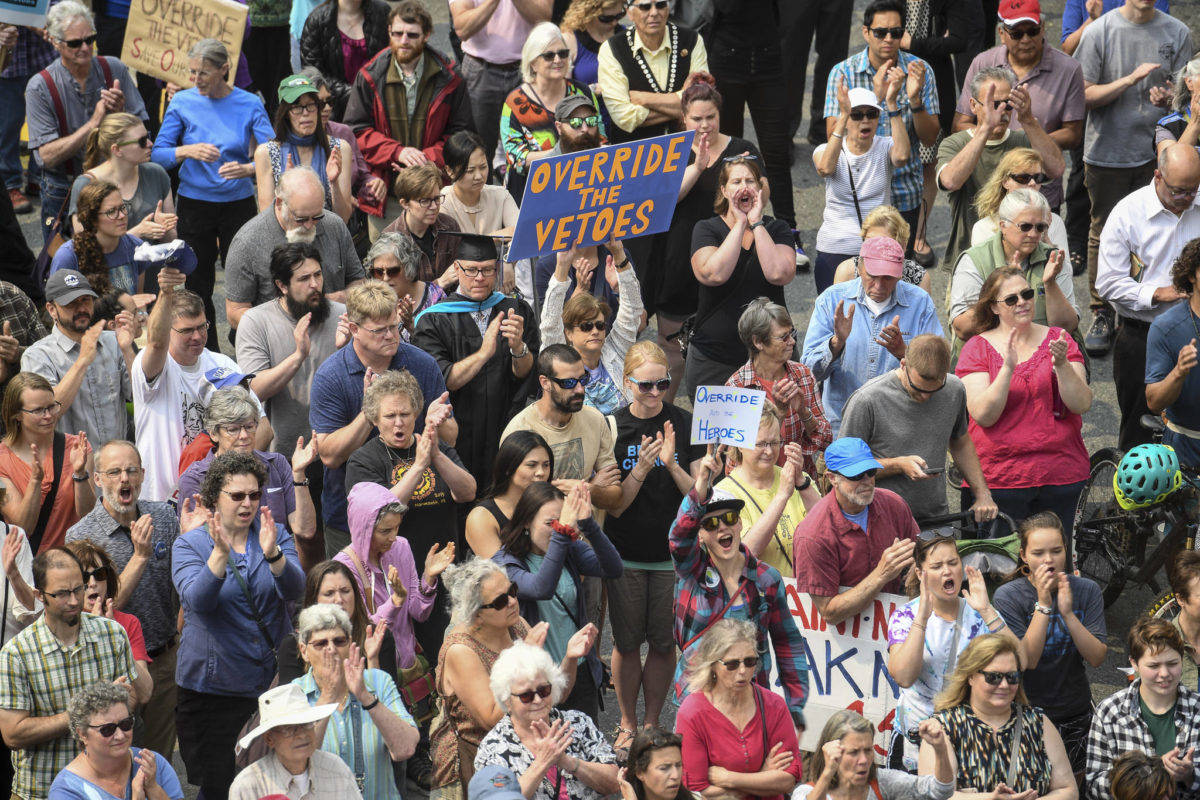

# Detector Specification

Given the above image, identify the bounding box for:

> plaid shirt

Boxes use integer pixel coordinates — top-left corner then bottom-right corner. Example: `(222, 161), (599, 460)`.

(0, 27), (54, 80)
(670, 488), (809, 723)
(0, 281), (47, 351)
(0, 613), (136, 800)
(726, 359), (833, 477)
(1085, 680), (1200, 800)
(823, 49), (940, 212)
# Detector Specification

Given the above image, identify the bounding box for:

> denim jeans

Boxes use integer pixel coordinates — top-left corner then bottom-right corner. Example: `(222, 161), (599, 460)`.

(0, 77), (26, 191)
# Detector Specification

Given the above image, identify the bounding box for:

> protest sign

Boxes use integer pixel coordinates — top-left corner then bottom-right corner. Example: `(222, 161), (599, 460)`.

(121, 0), (246, 86)
(0, 0), (49, 29)
(770, 584), (904, 758)
(507, 130), (693, 261)
(690, 386), (765, 446)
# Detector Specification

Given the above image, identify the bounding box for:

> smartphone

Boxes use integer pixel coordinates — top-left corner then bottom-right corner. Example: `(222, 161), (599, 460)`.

(923, 466), (944, 476)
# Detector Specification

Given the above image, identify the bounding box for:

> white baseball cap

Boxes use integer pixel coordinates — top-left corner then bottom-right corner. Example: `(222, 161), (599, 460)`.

(848, 87), (882, 111)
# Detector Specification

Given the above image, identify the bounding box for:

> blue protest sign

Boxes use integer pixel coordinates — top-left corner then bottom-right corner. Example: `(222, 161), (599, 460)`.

(0, 0), (49, 27)
(507, 130), (694, 261)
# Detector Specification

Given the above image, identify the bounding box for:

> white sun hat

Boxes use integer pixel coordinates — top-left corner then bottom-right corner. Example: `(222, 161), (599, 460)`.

(237, 684), (339, 751)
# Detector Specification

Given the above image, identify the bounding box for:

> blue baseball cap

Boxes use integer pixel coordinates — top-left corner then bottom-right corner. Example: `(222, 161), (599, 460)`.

(824, 437), (882, 476)
(205, 366), (253, 389)
(468, 766), (526, 800)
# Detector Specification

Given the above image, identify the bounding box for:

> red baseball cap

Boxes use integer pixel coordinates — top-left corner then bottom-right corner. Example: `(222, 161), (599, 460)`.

(859, 236), (904, 278)
(998, 0), (1041, 25)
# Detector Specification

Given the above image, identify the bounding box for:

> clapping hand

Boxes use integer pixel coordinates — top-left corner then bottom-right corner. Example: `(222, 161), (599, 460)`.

(960, 565), (990, 614)
(558, 481), (592, 528)
(0, 321), (18, 364)
(327, 144), (342, 183)
(364, 622), (387, 666)
(529, 718), (573, 768)
(1, 526), (23, 580)
(423, 542), (455, 583)
(905, 60), (926, 101)
(1150, 80), (1175, 108)
(179, 494), (210, 534)
(633, 433), (664, 478)
(1001, 328), (1019, 371)
(1162, 747), (1195, 782)
(874, 314), (906, 358)
(387, 564), (408, 607)
(69, 432), (92, 477)
(291, 432), (318, 475)
(564, 622), (599, 659)
(832, 300), (855, 350)
(258, 506), (278, 560)
(1009, 85), (1034, 124)
(343, 642), (369, 703)
(836, 74), (851, 115)
(1043, 248), (1063, 285)
(131, 514), (153, 559)
(871, 59), (894, 101)
(660, 421), (677, 469)
(1177, 338), (1198, 376)
(1048, 329), (1071, 368)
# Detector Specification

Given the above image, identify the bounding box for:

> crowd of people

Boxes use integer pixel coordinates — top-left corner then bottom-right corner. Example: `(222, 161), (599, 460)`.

(0, 0), (1193, 799)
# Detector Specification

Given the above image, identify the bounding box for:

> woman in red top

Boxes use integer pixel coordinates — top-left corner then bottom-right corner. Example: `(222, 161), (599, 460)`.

(955, 267), (1091, 538)
(676, 619), (801, 800)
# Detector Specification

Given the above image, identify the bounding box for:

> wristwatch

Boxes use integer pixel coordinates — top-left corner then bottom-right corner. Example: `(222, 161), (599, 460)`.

(265, 548), (285, 564)
(510, 343), (529, 359)
(749, 221), (766, 231)
(887, 108), (902, 118)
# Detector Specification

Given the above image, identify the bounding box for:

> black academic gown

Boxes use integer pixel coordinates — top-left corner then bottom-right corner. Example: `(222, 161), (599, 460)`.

(411, 294), (540, 491)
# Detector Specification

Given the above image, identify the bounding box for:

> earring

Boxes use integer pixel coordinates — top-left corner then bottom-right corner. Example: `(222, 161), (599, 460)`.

(1019, 563), (1030, 577)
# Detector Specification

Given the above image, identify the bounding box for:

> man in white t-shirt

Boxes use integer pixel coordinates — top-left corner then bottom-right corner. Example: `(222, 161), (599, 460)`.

(132, 268), (267, 502)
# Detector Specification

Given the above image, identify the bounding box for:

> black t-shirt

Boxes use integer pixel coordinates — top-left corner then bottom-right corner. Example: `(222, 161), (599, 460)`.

(711, 0), (779, 50)
(689, 215), (791, 364)
(604, 404), (705, 562)
(345, 437), (464, 574)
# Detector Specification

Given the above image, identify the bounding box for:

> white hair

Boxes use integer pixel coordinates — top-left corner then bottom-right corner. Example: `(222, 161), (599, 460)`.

(520, 22), (568, 83)
(296, 603), (352, 646)
(489, 642), (569, 712)
(47, 1), (94, 41)
(443, 556), (508, 625)
(998, 187), (1049, 223)
(276, 166), (324, 204)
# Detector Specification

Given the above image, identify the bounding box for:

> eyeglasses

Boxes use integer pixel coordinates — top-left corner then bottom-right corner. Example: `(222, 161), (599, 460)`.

(723, 154), (761, 163)
(370, 265), (405, 279)
(44, 585), (85, 601)
(540, 48), (570, 62)
(100, 467), (143, 478)
(1010, 221), (1049, 233)
(842, 469), (879, 482)
(171, 321), (211, 337)
(904, 367), (946, 396)
(754, 439), (782, 450)
(980, 670), (1021, 686)
(1160, 177), (1200, 200)
(719, 656), (758, 671)
(849, 108), (880, 121)
(116, 135), (151, 148)
(289, 101), (324, 117)
(631, 0), (668, 10)
(631, 377), (671, 393)
(89, 716), (135, 737)
(1003, 23), (1041, 39)
(999, 287), (1037, 306)
(1008, 172), (1048, 185)
(869, 26), (904, 39)
(514, 684), (553, 704)
(565, 115), (601, 130)
(573, 320), (606, 333)
(773, 330), (797, 342)
(389, 29), (423, 39)
(82, 566), (110, 584)
(307, 635), (349, 649)
(597, 12), (622, 22)
(219, 423), (258, 436)
(100, 205), (128, 220)
(20, 401), (61, 417)
(457, 263), (498, 277)
(483, 582), (519, 611)
(275, 723), (316, 738)
(59, 33), (97, 49)
(700, 510), (739, 531)
(414, 196), (444, 209)
(359, 322), (401, 338)
(221, 489), (263, 503)
(287, 209), (325, 224)
(546, 374), (591, 389)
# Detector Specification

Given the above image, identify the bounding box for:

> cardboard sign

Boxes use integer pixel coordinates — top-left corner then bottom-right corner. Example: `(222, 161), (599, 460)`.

(770, 584), (905, 759)
(507, 130), (693, 261)
(121, 0), (246, 86)
(0, 0), (49, 29)
(690, 386), (765, 446)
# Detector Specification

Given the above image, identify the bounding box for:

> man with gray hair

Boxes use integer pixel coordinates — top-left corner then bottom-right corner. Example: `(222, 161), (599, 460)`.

(25, 0), (147, 244)
(224, 166), (364, 329)
(937, 64), (1064, 267)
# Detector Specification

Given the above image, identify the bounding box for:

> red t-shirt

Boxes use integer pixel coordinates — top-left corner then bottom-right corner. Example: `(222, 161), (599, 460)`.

(112, 609), (150, 663)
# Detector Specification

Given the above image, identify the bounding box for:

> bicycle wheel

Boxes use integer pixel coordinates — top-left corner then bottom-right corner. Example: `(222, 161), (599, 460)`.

(1074, 455), (1131, 606)
(1149, 590), (1181, 622)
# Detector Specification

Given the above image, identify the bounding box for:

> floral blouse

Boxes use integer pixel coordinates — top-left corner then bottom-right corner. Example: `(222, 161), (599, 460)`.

(500, 79), (607, 175)
(474, 709), (617, 800)
(934, 703), (1051, 796)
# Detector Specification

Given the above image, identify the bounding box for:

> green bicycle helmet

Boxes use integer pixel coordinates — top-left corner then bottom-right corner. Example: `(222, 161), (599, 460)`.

(1114, 443), (1182, 510)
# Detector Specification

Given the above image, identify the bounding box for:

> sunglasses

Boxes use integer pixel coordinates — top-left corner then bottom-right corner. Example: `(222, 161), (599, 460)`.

(82, 567), (110, 584)
(483, 583), (519, 611)
(116, 135), (152, 148)
(221, 489), (263, 503)
(565, 115), (601, 130)
(719, 656), (759, 671)
(723, 153), (761, 163)
(515, 684), (553, 704)
(308, 635), (349, 649)
(547, 374), (591, 389)
(980, 670), (1021, 686)
(371, 265), (404, 279)
(849, 108), (880, 121)
(573, 319), (606, 333)
(597, 12), (622, 21)
(1003, 23), (1041, 39)
(700, 510), (739, 531)
(60, 33), (98, 48)
(999, 287), (1037, 306)
(842, 468), (879, 481)
(540, 48), (570, 62)
(632, 377), (672, 393)
(89, 716), (135, 737)
(631, 0), (668, 10)
(870, 26), (904, 39)
(1012, 221), (1049, 233)
(390, 30), (423, 39)
(1008, 172), (1048, 185)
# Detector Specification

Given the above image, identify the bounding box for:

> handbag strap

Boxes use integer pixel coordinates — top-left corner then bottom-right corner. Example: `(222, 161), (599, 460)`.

(845, 156), (864, 227)
(30, 433), (65, 554)
(0, 521), (10, 645)
(682, 579), (749, 652)
(342, 546), (377, 614)
(229, 556), (277, 651)
(725, 474), (792, 572)
(754, 685), (768, 769)
(1005, 708), (1026, 788)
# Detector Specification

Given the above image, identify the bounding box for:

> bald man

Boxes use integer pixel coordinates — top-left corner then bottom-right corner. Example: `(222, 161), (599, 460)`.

(224, 166), (364, 329)
(1097, 143), (1200, 450)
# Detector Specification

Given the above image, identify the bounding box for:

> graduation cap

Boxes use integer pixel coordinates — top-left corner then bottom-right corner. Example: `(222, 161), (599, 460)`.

(449, 232), (501, 263)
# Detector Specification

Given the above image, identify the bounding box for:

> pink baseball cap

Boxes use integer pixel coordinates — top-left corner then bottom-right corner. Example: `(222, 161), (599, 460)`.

(859, 236), (904, 278)
(998, 0), (1041, 26)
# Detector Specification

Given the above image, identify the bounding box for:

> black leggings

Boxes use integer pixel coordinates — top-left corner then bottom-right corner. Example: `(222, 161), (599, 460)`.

(176, 194), (257, 353)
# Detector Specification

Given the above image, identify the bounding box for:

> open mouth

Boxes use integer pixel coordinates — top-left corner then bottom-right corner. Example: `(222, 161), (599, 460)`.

(942, 577), (955, 592)
(717, 533), (734, 549)
(86, 590), (101, 606)
(117, 487), (133, 504)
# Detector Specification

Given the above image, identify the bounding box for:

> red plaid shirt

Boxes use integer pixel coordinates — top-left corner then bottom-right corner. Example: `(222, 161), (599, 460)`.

(727, 359), (832, 476)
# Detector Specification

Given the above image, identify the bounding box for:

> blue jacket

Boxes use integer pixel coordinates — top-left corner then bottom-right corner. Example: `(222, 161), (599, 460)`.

(493, 518), (622, 689)
(172, 519), (304, 696)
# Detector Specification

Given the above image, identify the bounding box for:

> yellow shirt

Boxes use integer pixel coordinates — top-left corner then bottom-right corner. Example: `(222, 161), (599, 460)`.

(596, 27), (709, 133)
(716, 468), (806, 579)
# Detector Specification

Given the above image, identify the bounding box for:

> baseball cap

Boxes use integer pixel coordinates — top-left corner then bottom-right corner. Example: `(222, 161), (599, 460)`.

(555, 94), (597, 122)
(704, 486), (745, 516)
(847, 87), (882, 111)
(469, 766), (526, 800)
(278, 74), (318, 105)
(859, 236), (904, 278)
(45, 270), (98, 305)
(205, 366), (254, 389)
(824, 438), (883, 477)
(998, 0), (1040, 26)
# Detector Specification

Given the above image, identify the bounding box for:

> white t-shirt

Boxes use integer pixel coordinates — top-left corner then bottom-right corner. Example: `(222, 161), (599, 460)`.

(815, 136), (894, 254)
(132, 348), (264, 502)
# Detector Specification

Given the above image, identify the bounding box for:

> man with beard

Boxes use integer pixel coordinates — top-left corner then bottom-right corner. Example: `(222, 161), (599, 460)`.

(792, 436), (920, 625)
(548, 94), (602, 155)
(66, 440), (188, 759)
(0, 547), (139, 800)
(412, 233), (538, 489)
(223, 167), (364, 330)
(21, 270), (136, 445)
(345, 1), (474, 237)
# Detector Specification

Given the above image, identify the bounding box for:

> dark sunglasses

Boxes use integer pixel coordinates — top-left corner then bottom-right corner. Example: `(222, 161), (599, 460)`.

(980, 670), (1021, 686)
(573, 319), (607, 333)
(116, 135), (152, 148)
(222, 489), (263, 503)
(483, 582), (519, 611)
(60, 33), (98, 48)
(843, 468), (879, 481)
(514, 684), (553, 703)
(307, 635), (349, 649)
(597, 12), (622, 21)
(719, 656), (759, 671)
(700, 510), (739, 531)
(540, 48), (570, 62)
(547, 374), (591, 389)
(631, 0), (668, 10)
(999, 287), (1037, 306)
(723, 153), (761, 163)
(870, 26), (903, 39)
(370, 265), (404, 279)
(565, 115), (601, 130)
(1008, 172), (1048, 185)
(632, 377), (672, 393)
(1013, 221), (1049, 233)
(1003, 23), (1041, 39)
(89, 716), (135, 737)
(82, 567), (109, 584)
(849, 108), (880, 121)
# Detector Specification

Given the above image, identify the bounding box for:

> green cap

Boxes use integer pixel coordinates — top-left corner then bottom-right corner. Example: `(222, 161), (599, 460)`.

(278, 74), (317, 104)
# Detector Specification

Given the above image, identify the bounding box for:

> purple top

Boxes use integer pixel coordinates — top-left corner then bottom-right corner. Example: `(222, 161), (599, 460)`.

(340, 30), (371, 84)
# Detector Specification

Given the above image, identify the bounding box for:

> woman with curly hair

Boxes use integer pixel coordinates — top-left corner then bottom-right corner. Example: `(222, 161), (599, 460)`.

(50, 180), (146, 296)
(969, 148), (1070, 260)
(560, 0), (624, 107)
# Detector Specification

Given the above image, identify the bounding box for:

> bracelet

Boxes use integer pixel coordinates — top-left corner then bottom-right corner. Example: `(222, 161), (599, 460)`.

(749, 221), (766, 231)
(614, 257), (631, 270)
(72, 473), (89, 482)
(1034, 602), (1054, 616)
(361, 695), (380, 712)
(910, 103), (925, 112)
(829, 131), (844, 139)
(887, 108), (902, 118)
(911, 621), (926, 630)
(797, 474), (812, 491)
(293, 478), (310, 487)
(550, 520), (580, 540)
(986, 614), (1004, 629)
(510, 343), (529, 359)
(264, 548), (285, 564)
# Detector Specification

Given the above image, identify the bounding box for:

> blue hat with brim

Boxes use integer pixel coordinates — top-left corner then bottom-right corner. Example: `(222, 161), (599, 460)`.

(468, 766), (526, 800)
(825, 437), (883, 476)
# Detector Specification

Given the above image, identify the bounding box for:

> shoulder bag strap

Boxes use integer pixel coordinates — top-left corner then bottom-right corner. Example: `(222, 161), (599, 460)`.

(0, 521), (10, 645)
(29, 433), (65, 554)
(845, 156), (864, 227)
(754, 685), (768, 768)
(725, 474), (792, 573)
(1005, 708), (1026, 788)
(341, 546), (377, 614)
(229, 558), (277, 650)
(348, 701), (367, 793)
(682, 579), (749, 652)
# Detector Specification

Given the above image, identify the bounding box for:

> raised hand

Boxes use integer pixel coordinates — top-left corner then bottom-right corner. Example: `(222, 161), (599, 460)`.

(1, 526), (23, 579)
(572, 257), (596, 294)
(423, 542), (455, 581)
(917, 718), (946, 748)
(387, 564), (408, 606)
(131, 514), (153, 559)
(874, 314), (906, 358)
(820, 739), (844, 775)
(836, 74), (851, 115)
(695, 443), (725, 497)
(1048, 329), (1071, 368)
(336, 312), (351, 348)
(69, 432), (91, 476)
(1042, 248), (1063, 285)
(832, 300), (855, 349)
(564, 623), (599, 660)
(258, 506), (278, 558)
(292, 312), (312, 358)
(1177, 338), (1198, 376)
(157, 267), (186, 293)
(291, 433), (318, 475)
(0, 321), (19, 364)
(977, 81), (1003, 132)
(960, 565), (990, 613)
